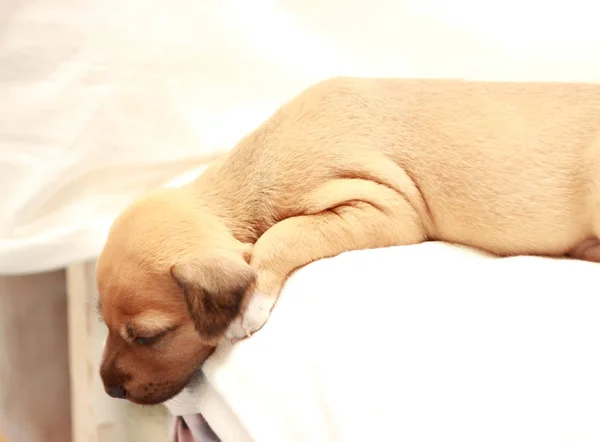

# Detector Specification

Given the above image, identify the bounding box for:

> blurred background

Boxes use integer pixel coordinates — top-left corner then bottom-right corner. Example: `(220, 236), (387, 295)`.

(1, 0), (599, 441)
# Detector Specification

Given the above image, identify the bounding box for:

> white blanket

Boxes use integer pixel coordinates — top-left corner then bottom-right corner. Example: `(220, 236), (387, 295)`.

(166, 242), (600, 442)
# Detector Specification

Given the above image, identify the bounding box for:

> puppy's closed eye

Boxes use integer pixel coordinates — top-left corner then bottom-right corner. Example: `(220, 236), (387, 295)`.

(170, 250), (256, 344)
(125, 318), (176, 347)
(133, 331), (169, 346)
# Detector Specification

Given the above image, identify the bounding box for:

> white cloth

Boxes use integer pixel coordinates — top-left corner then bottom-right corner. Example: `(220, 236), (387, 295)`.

(3, 0), (600, 274)
(165, 242), (600, 442)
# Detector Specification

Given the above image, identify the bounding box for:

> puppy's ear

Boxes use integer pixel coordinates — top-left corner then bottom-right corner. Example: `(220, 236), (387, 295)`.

(170, 251), (256, 343)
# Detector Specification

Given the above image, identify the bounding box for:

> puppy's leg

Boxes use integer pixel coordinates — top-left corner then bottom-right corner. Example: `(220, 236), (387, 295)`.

(225, 180), (426, 342)
(569, 208), (600, 262)
(569, 238), (600, 262)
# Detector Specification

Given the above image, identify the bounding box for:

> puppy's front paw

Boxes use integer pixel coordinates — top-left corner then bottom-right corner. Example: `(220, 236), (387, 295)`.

(224, 291), (276, 344)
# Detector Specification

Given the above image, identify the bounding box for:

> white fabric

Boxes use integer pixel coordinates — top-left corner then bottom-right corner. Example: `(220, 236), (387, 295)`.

(3, 0), (600, 274)
(165, 242), (600, 442)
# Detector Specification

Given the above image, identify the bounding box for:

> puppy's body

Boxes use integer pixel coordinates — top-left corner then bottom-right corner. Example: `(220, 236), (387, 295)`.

(201, 77), (600, 256)
(98, 77), (600, 405)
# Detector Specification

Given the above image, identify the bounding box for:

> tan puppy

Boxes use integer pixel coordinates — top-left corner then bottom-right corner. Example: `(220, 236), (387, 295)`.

(97, 77), (600, 404)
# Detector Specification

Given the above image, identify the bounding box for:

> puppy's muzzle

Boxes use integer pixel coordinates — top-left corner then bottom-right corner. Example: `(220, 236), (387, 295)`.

(106, 385), (127, 399)
(101, 370), (130, 400)
(100, 359), (130, 400)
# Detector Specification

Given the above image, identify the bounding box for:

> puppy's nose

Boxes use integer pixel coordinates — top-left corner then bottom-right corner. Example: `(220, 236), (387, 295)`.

(106, 386), (127, 399)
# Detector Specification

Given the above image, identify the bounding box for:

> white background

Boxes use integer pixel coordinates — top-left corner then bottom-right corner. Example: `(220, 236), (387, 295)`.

(2, 0), (600, 273)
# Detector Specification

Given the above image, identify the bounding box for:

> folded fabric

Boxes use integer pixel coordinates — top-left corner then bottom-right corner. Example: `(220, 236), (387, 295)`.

(170, 415), (220, 442)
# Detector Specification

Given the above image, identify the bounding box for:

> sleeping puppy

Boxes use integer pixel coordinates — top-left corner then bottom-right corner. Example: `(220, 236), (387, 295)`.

(97, 77), (600, 404)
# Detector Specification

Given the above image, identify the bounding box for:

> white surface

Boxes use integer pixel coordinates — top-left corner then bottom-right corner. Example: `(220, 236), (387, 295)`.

(166, 242), (600, 442)
(3, 0), (600, 274)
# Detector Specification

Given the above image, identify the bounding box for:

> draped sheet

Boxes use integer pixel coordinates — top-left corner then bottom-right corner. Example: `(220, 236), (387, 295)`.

(2, 0), (600, 274)
(165, 243), (600, 442)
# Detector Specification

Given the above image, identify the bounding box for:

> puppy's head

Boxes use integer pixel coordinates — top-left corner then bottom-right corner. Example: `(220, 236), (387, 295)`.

(97, 190), (254, 405)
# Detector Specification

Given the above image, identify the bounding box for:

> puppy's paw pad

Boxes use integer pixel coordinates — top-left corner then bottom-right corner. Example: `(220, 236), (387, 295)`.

(224, 292), (276, 343)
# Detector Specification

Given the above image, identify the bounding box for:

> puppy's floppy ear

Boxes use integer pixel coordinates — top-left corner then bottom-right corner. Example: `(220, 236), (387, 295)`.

(170, 250), (256, 343)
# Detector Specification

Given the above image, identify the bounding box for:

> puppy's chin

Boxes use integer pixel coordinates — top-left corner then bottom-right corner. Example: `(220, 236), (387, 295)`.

(124, 370), (200, 406)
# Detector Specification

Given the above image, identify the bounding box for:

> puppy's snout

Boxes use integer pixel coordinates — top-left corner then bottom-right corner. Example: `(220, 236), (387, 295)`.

(100, 353), (131, 400)
(101, 369), (130, 400)
(106, 385), (127, 399)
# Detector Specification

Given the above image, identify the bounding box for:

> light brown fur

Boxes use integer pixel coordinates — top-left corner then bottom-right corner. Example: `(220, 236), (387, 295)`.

(98, 77), (600, 404)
